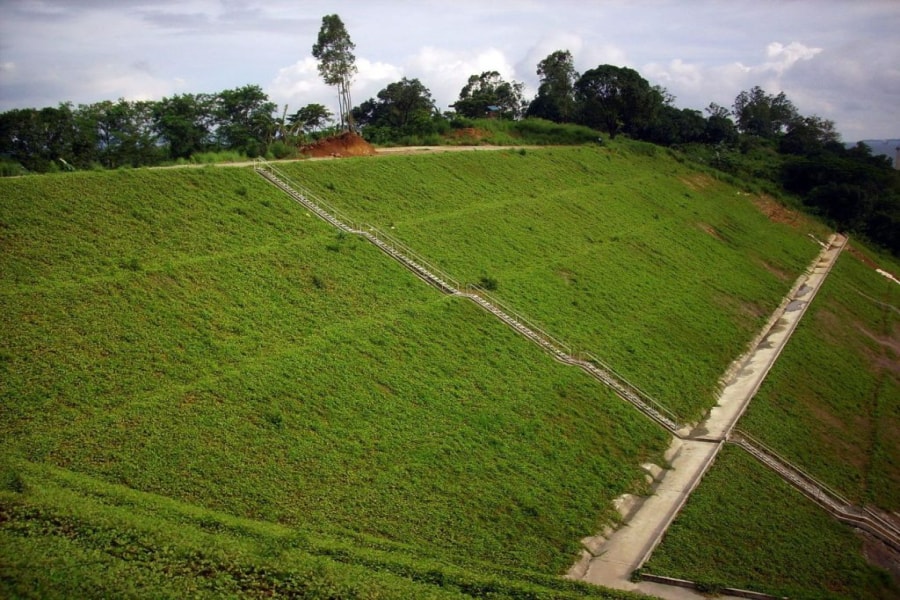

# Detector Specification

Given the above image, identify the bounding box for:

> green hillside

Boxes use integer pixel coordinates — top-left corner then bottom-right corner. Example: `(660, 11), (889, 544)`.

(1, 162), (664, 597)
(1, 145), (884, 598)
(279, 143), (829, 421)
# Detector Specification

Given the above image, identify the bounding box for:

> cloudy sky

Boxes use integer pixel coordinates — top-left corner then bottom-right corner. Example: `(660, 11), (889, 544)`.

(1, 0), (898, 141)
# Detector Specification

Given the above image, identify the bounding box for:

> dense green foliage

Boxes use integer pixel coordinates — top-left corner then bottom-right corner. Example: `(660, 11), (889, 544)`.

(0, 86), (284, 170)
(782, 144), (900, 254)
(643, 446), (897, 599)
(280, 144), (825, 421)
(740, 248), (900, 510)
(451, 72), (527, 120)
(352, 78), (449, 144)
(0, 163), (669, 594)
(526, 50), (578, 123)
(574, 65), (663, 140)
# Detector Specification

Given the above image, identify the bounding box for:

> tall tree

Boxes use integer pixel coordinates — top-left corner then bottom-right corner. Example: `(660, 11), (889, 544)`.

(779, 114), (840, 155)
(0, 104), (79, 171)
(351, 78), (443, 143)
(81, 99), (160, 168)
(215, 85), (277, 156)
(287, 104), (334, 138)
(574, 65), (663, 138)
(526, 50), (578, 122)
(353, 78), (436, 130)
(451, 71), (526, 119)
(312, 14), (357, 131)
(153, 93), (215, 159)
(703, 102), (739, 145)
(732, 86), (798, 138)
(641, 106), (707, 146)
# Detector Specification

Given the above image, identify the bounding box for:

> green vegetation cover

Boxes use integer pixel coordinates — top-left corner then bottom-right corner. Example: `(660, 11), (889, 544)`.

(2, 145), (886, 598)
(281, 144), (827, 421)
(1, 162), (665, 597)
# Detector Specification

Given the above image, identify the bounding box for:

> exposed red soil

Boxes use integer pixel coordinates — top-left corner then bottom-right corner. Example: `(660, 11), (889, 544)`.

(752, 194), (803, 227)
(862, 532), (900, 587)
(300, 132), (376, 158)
(697, 222), (724, 241)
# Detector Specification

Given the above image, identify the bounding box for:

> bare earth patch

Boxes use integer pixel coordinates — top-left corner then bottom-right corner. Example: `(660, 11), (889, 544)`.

(696, 222), (724, 241)
(857, 323), (900, 376)
(301, 132), (377, 158)
(756, 258), (792, 282)
(447, 127), (489, 142)
(752, 194), (803, 227)
(679, 173), (714, 191)
(861, 533), (900, 585)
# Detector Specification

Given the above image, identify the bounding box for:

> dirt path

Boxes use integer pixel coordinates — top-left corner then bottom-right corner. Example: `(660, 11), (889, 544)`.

(568, 234), (848, 599)
(155, 144), (534, 169)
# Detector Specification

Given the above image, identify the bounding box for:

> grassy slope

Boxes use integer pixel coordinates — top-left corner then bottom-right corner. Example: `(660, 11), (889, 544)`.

(643, 446), (897, 600)
(1, 459), (645, 600)
(281, 143), (827, 421)
(740, 246), (900, 510)
(0, 165), (666, 596)
(2, 146), (887, 598)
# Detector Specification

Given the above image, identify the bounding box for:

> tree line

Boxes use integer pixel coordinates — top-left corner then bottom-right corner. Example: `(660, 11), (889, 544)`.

(2, 13), (898, 254)
(0, 86), (342, 172)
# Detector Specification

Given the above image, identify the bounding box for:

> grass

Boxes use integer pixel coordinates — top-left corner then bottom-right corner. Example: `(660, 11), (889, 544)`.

(3, 145), (889, 597)
(642, 445), (897, 599)
(739, 245), (900, 510)
(278, 143), (829, 421)
(0, 459), (646, 599)
(0, 164), (668, 594)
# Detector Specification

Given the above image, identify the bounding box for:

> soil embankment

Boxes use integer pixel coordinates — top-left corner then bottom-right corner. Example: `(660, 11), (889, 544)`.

(300, 132), (377, 158)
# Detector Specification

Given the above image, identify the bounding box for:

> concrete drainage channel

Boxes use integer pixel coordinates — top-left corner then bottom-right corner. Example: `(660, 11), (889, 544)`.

(254, 161), (869, 598)
(571, 235), (854, 599)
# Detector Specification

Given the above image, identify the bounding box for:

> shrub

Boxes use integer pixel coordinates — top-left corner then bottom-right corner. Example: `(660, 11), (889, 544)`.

(478, 275), (498, 291)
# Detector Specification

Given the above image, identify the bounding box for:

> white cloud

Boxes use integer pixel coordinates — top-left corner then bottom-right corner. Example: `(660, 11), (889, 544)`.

(405, 46), (517, 110)
(518, 32), (585, 78)
(578, 44), (630, 73)
(355, 57), (404, 88)
(268, 56), (403, 115)
(762, 41), (822, 74)
(268, 57), (332, 108)
(641, 41), (829, 118)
